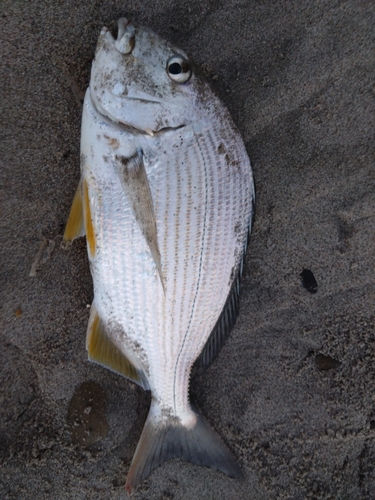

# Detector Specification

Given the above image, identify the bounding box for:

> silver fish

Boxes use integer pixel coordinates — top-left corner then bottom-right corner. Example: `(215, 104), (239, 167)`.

(64, 18), (255, 493)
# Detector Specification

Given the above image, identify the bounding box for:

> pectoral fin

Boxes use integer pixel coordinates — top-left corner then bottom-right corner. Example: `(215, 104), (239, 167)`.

(116, 151), (164, 291)
(86, 303), (149, 390)
(63, 180), (85, 241)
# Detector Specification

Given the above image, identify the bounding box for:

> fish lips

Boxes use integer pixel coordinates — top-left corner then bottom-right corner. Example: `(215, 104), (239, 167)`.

(90, 86), (187, 136)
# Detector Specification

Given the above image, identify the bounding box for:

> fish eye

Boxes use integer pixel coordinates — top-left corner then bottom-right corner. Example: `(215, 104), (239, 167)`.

(167, 55), (192, 83)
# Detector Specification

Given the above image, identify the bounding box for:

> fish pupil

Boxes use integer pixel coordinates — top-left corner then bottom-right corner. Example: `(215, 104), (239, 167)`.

(169, 62), (182, 75)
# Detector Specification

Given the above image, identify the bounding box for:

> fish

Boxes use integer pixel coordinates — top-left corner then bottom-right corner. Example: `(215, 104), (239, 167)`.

(64, 17), (255, 493)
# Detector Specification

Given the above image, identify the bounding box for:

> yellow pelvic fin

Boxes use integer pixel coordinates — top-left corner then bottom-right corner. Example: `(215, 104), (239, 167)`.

(86, 304), (148, 388)
(83, 179), (96, 257)
(63, 181), (85, 242)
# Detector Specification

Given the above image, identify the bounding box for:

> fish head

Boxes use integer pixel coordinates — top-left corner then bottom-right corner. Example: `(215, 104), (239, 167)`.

(90, 18), (217, 135)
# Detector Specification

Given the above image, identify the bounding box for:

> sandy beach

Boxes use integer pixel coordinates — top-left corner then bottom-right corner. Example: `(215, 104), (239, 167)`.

(1, 1), (374, 498)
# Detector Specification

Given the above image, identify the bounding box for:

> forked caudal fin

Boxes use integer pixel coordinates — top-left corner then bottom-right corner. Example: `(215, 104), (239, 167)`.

(125, 400), (242, 494)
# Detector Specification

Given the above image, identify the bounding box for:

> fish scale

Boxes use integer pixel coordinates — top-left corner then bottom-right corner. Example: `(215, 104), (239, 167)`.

(64, 17), (254, 493)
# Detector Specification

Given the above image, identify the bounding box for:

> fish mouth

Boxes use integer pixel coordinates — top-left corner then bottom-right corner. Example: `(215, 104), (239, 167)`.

(90, 89), (184, 137)
(109, 89), (163, 106)
(90, 89), (151, 135)
(117, 95), (162, 105)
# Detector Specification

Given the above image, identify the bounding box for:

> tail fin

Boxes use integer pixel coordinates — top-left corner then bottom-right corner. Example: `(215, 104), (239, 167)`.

(125, 400), (242, 494)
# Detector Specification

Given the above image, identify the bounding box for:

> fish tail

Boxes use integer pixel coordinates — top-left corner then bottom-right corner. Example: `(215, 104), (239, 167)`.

(125, 399), (242, 494)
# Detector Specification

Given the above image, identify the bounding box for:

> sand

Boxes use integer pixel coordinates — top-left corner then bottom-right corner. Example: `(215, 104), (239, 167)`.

(1, 0), (374, 498)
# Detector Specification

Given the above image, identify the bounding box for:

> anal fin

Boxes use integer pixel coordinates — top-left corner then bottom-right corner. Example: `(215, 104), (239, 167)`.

(86, 304), (149, 390)
(63, 180), (85, 242)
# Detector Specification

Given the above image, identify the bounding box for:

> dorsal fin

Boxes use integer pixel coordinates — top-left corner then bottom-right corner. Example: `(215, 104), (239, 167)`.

(115, 150), (164, 291)
(193, 271), (241, 375)
(63, 180), (85, 242)
(193, 222), (253, 375)
(86, 304), (149, 390)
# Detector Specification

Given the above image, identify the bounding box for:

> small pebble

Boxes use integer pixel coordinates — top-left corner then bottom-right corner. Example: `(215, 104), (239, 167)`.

(315, 353), (341, 370)
(300, 268), (318, 294)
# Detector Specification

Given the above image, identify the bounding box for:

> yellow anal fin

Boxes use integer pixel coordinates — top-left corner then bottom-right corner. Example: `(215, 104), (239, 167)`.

(63, 180), (85, 242)
(83, 179), (96, 257)
(86, 304), (149, 390)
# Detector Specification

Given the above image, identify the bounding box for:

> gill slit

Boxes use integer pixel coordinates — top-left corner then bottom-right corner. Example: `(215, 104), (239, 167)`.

(172, 133), (208, 414)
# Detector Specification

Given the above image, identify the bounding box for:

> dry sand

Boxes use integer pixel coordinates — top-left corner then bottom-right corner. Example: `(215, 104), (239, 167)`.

(1, 1), (375, 498)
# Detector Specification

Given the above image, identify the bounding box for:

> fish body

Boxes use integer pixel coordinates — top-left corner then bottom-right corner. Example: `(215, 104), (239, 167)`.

(64, 18), (254, 493)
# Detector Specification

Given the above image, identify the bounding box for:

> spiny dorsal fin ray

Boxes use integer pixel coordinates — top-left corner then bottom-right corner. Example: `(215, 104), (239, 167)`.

(86, 303), (149, 390)
(63, 180), (85, 242)
(115, 150), (164, 292)
(125, 401), (242, 494)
